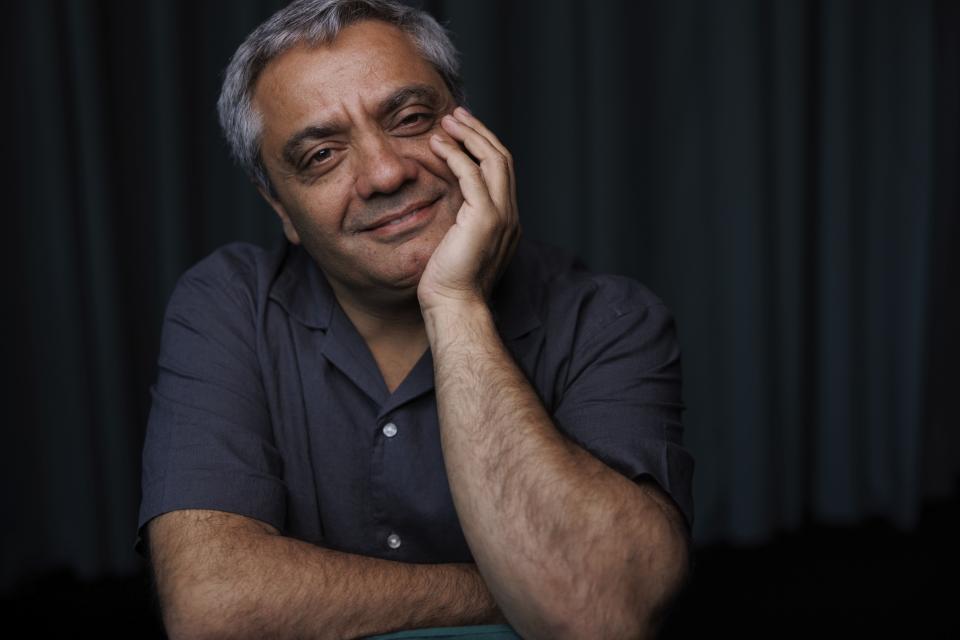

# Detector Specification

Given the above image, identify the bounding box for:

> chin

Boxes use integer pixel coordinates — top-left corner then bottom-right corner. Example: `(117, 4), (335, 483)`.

(386, 239), (437, 290)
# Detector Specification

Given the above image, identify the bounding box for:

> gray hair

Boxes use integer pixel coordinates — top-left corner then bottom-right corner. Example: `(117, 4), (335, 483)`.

(217, 0), (465, 194)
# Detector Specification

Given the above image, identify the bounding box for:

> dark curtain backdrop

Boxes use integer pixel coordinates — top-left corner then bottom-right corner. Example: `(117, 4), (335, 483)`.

(4, 0), (958, 592)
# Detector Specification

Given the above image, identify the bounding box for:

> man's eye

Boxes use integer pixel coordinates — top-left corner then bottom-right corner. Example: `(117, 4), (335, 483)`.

(397, 113), (434, 131)
(307, 148), (333, 166)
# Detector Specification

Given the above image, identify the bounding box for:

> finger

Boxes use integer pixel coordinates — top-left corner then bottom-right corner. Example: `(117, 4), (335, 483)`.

(453, 108), (518, 224)
(429, 134), (495, 209)
(451, 109), (520, 289)
(441, 116), (510, 212)
(453, 107), (510, 159)
(441, 114), (504, 166)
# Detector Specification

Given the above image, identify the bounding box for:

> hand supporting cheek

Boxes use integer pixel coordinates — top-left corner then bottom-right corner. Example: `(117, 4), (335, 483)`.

(417, 107), (520, 314)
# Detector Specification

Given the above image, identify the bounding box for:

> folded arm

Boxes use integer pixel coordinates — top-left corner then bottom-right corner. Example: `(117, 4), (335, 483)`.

(148, 509), (505, 640)
(426, 304), (689, 640)
(422, 108), (691, 639)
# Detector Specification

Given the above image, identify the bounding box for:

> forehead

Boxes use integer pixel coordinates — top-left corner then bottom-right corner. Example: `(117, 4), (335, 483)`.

(253, 20), (447, 137)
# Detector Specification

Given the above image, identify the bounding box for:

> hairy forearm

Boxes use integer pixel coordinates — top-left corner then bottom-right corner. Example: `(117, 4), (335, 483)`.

(425, 303), (688, 639)
(149, 510), (503, 640)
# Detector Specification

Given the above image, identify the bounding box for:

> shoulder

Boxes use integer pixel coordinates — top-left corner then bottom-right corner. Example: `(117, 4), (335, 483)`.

(166, 241), (289, 315)
(175, 242), (281, 294)
(510, 239), (674, 338)
(158, 241), (293, 361)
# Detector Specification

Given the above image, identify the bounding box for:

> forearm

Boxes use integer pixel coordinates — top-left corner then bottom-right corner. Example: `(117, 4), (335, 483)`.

(150, 510), (503, 640)
(425, 303), (688, 639)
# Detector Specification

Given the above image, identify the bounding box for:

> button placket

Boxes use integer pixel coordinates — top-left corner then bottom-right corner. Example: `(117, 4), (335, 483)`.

(380, 421), (400, 550)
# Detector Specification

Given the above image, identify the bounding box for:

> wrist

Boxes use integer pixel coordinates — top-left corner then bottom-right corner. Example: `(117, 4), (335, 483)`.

(421, 297), (495, 343)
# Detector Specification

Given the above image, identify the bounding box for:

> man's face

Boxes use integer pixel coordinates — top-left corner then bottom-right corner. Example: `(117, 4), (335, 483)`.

(254, 20), (463, 300)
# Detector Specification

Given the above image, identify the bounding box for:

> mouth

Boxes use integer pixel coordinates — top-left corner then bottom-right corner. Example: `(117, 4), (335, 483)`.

(360, 197), (441, 238)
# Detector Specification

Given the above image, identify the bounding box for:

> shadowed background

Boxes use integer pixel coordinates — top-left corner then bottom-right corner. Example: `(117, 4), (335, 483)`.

(3, 0), (958, 635)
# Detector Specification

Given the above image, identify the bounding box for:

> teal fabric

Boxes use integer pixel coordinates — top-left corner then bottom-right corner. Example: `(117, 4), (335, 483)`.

(365, 624), (521, 639)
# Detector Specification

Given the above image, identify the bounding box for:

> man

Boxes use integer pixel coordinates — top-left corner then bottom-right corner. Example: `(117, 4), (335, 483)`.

(137, 1), (695, 638)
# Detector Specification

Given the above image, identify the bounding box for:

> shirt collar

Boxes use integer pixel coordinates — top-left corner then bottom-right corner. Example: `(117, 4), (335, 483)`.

(269, 243), (335, 330)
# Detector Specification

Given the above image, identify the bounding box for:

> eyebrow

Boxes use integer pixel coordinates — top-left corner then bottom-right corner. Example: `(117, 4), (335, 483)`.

(280, 83), (444, 168)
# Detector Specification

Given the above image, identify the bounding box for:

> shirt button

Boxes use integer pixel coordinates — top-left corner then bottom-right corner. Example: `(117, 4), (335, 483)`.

(382, 422), (398, 438)
(387, 533), (402, 549)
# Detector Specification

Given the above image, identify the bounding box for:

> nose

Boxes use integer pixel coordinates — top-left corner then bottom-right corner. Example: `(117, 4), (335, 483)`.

(353, 133), (418, 199)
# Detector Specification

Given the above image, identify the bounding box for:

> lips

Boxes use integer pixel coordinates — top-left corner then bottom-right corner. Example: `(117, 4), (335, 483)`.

(360, 197), (439, 233)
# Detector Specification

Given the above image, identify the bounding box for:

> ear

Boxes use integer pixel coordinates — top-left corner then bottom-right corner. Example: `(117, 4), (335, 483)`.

(257, 184), (301, 245)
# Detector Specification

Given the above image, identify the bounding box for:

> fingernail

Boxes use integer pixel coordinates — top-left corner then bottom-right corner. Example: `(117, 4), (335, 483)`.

(456, 106), (472, 117)
(431, 134), (443, 142)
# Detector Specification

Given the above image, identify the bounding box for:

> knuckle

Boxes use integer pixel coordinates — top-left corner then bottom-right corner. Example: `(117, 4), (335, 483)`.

(482, 154), (507, 173)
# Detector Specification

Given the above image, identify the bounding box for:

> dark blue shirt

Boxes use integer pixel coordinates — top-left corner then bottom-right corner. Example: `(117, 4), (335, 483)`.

(137, 239), (694, 562)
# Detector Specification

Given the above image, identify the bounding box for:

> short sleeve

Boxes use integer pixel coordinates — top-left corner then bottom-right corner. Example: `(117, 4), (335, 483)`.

(136, 250), (286, 556)
(552, 287), (694, 530)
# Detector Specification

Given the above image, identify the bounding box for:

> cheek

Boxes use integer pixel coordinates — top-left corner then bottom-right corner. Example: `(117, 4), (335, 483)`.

(433, 157), (459, 186)
(289, 179), (354, 236)
(407, 134), (459, 183)
(436, 182), (464, 222)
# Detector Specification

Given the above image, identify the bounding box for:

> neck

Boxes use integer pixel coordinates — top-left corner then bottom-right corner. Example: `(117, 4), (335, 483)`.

(326, 278), (429, 393)
(328, 279), (425, 342)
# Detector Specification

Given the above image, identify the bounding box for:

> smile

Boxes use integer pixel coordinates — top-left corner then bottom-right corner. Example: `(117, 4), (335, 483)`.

(384, 208), (423, 226)
(362, 198), (440, 240)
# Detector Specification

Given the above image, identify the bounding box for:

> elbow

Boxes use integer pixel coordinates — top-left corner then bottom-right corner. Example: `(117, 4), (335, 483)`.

(526, 607), (650, 640)
(639, 530), (694, 638)
(162, 596), (217, 640)
(161, 582), (246, 640)
(544, 580), (688, 640)
(537, 602), (667, 640)
(543, 526), (691, 639)
(625, 522), (691, 639)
